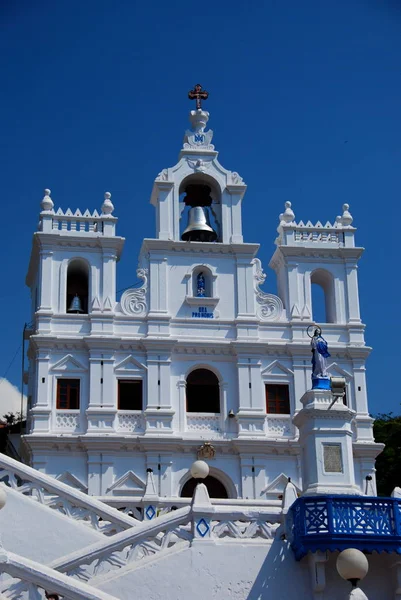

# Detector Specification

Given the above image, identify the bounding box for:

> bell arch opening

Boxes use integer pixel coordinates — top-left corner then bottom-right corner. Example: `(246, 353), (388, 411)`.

(186, 368), (220, 413)
(179, 175), (221, 242)
(66, 259), (89, 314)
(180, 475), (228, 499)
(311, 269), (336, 323)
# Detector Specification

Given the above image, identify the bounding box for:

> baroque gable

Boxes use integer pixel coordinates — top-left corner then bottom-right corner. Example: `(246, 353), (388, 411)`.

(50, 354), (87, 373)
(261, 360), (294, 378)
(107, 471), (146, 495)
(262, 473), (301, 499)
(114, 355), (147, 373)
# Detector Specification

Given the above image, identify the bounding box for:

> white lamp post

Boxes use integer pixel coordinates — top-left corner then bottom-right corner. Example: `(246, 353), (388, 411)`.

(336, 549), (369, 599)
(0, 486), (7, 511)
(190, 460), (209, 480)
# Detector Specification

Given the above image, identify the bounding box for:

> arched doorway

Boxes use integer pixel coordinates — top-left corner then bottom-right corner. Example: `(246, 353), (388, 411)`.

(181, 475), (228, 499)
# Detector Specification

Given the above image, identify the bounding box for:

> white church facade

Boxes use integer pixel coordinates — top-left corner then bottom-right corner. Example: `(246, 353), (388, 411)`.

(1, 89), (400, 599)
(22, 97), (378, 505)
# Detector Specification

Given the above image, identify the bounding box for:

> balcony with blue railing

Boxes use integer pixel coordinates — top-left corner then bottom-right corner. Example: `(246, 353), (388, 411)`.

(288, 495), (401, 560)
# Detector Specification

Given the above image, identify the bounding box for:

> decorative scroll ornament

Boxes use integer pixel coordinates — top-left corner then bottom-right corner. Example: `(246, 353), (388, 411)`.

(120, 269), (148, 316)
(252, 258), (283, 322)
(230, 172), (244, 185)
(156, 168), (169, 181)
(197, 441), (216, 459)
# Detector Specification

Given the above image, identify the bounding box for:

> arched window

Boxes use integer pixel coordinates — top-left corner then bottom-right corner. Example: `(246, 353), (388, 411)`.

(181, 475), (228, 499)
(186, 368), (220, 413)
(192, 266), (212, 298)
(311, 269), (336, 323)
(66, 259), (89, 314)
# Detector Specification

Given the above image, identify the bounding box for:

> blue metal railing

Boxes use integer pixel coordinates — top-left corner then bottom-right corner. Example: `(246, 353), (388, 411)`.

(289, 495), (401, 560)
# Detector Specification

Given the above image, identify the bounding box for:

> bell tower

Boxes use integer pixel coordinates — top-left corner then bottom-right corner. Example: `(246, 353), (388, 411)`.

(150, 85), (247, 245)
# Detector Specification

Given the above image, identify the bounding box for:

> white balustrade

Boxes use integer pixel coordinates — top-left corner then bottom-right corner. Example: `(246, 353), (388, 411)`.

(0, 548), (119, 600)
(50, 504), (281, 585)
(52, 507), (193, 583)
(40, 207), (116, 236)
(56, 411), (81, 432)
(0, 454), (138, 536)
(186, 414), (221, 433)
(265, 415), (293, 437)
(116, 412), (145, 433)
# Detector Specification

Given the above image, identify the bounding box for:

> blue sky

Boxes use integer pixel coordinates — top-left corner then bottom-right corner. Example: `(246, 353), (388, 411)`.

(0, 0), (400, 415)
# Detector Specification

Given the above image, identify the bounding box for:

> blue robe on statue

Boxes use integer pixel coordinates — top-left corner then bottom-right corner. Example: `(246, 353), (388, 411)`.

(311, 336), (331, 379)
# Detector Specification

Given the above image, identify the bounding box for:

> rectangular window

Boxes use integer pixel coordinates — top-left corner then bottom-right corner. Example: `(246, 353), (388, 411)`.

(56, 379), (80, 410)
(265, 384), (290, 414)
(118, 380), (143, 411)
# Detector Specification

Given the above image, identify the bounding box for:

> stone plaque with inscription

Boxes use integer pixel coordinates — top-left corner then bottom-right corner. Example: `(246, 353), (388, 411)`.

(323, 444), (343, 473)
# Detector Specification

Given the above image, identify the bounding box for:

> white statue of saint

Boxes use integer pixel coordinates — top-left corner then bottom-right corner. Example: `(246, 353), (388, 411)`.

(311, 328), (331, 379)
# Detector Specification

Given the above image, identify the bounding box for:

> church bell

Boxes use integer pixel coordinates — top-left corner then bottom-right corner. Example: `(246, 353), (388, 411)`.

(67, 294), (84, 313)
(181, 206), (217, 242)
(181, 183), (218, 242)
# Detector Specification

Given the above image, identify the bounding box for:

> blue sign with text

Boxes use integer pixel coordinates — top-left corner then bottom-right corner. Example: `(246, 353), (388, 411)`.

(192, 306), (214, 319)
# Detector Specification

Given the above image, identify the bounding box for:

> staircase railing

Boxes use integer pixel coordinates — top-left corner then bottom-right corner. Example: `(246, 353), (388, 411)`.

(51, 506), (193, 584)
(0, 548), (119, 600)
(0, 454), (138, 535)
(49, 502), (281, 585)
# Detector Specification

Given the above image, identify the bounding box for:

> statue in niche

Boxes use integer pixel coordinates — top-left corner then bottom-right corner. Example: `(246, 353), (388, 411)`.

(196, 272), (206, 297)
(309, 326), (331, 389)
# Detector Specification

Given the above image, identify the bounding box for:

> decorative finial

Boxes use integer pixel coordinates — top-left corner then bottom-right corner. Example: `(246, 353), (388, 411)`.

(41, 188), (54, 211)
(188, 84), (209, 110)
(279, 201), (295, 224)
(101, 191), (114, 215)
(340, 203), (353, 226)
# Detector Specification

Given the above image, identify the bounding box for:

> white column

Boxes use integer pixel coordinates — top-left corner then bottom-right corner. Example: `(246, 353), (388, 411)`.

(345, 262), (361, 323)
(178, 379), (187, 433)
(87, 452), (102, 496)
(38, 249), (53, 313)
(30, 348), (51, 433)
(102, 250), (117, 307)
(155, 182), (174, 240)
(227, 186), (245, 244)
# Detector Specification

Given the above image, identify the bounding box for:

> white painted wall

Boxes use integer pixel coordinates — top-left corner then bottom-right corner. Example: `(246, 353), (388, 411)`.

(97, 542), (393, 600)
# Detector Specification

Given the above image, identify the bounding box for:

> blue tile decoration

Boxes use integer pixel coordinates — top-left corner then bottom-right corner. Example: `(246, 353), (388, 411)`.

(196, 518), (210, 538)
(289, 495), (401, 560)
(145, 505), (156, 520)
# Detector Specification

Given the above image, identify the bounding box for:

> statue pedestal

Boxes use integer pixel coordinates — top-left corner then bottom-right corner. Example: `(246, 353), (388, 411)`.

(312, 376), (331, 390)
(293, 389), (360, 496)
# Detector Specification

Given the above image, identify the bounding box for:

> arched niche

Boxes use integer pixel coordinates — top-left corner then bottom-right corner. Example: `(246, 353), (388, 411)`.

(179, 174), (222, 242)
(311, 268), (336, 324)
(66, 259), (89, 314)
(186, 367), (220, 413)
(192, 265), (213, 298)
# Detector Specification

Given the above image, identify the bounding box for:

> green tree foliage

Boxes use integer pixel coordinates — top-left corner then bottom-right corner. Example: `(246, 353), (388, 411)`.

(373, 412), (401, 496)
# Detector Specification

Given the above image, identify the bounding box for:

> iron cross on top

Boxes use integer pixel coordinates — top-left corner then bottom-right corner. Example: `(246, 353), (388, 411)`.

(188, 84), (209, 110)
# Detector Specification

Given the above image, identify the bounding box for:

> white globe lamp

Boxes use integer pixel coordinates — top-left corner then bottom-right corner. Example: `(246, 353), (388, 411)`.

(336, 548), (369, 588)
(0, 486), (7, 511)
(190, 460), (209, 480)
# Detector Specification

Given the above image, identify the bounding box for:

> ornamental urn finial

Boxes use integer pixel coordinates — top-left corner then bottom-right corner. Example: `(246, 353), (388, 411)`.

(279, 201), (295, 224)
(340, 203), (353, 226)
(101, 191), (114, 215)
(41, 188), (54, 211)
